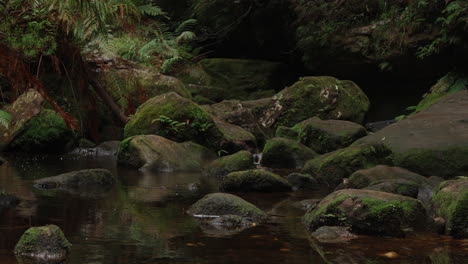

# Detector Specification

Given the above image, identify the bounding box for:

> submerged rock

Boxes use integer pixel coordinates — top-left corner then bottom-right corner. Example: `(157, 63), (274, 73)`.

(124, 92), (255, 152)
(34, 169), (115, 191)
(221, 169), (292, 192)
(277, 117), (367, 154)
(303, 189), (429, 237)
(118, 135), (215, 172)
(0, 89), (44, 151)
(0, 194), (19, 209)
(431, 178), (468, 238)
(262, 138), (318, 169)
(302, 143), (392, 188)
(355, 90), (468, 178)
(311, 226), (357, 243)
(15, 225), (71, 262)
(203, 150), (255, 178)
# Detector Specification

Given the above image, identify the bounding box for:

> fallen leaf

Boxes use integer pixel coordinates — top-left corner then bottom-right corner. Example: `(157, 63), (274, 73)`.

(378, 252), (399, 258)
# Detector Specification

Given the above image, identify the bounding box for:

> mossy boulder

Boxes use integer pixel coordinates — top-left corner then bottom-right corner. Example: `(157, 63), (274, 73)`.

(286, 173), (318, 191)
(258, 76), (370, 128)
(302, 143), (392, 188)
(262, 138), (318, 169)
(34, 169), (115, 190)
(347, 165), (437, 203)
(187, 193), (266, 219)
(0, 89), (44, 151)
(303, 189), (429, 237)
(124, 92), (255, 152)
(355, 90), (468, 178)
(203, 150), (255, 178)
(9, 109), (74, 153)
(221, 169), (292, 192)
(277, 117), (367, 154)
(431, 178), (468, 238)
(14, 225), (71, 262)
(118, 135), (215, 172)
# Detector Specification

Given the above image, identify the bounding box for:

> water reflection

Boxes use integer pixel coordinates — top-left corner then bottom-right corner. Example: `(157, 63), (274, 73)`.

(0, 154), (467, 264)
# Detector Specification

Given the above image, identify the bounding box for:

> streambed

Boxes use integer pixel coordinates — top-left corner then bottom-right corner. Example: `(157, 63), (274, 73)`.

(0, 154), (466, 264)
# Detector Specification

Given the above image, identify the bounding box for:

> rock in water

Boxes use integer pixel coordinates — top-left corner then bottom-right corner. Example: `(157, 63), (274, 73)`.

(34, 169), (115, 190)
(15, 225), (71, 262)
(221, 169), (292, 192)
(432, 178), (468, 238)
(203, 150), (255, 178)
(262, 138), (318, 169)
(303, 189), (429, 237)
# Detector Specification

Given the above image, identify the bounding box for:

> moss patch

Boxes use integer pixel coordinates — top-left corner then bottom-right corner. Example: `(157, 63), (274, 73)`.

(221, 169), (292, 192)
(262, 137), (317, 169)
(204, 150), (254, 178)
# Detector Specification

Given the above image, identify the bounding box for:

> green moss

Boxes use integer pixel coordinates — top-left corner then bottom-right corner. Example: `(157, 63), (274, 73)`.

(204, 150), (254, 178)
(221, 169), (292, 192)
(262, 138), (317, 168)
(303, 194), (348, 230)
(302, 144), (392, 187)
(10, 109), (74, 152)
(15, 225), (71, 254)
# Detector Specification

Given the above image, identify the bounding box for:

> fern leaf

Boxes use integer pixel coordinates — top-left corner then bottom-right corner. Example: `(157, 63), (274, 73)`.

(0, 110), (12, 129)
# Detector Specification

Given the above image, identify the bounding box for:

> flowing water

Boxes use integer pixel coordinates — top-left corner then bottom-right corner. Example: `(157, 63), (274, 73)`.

(0, 154), (467, 264)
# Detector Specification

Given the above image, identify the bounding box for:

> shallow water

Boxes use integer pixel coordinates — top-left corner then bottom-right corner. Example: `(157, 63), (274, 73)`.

(0, 154), (467, 264)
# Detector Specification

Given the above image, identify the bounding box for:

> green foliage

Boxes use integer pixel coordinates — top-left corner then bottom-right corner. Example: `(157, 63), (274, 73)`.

(152, 114), (213, 141)
(0, 110), (12, 129)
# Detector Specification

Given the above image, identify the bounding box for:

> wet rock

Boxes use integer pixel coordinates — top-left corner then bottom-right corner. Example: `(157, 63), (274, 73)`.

(124, 92), (255, 152)
(286, 173), (319, 191)
(347, 165), (437, 204)
(188, 193), (266, 219)
(365, 120), (396, 132)
(187, 193), (266, 235)
(355, 90), (468, 178)
(34, 169), (115, 191)
(221, 169), (292, 192)
(14, 225), (71, 263)
(303, 189), (429, 237)
(262, 138), (318, 169)
(0, 194), (19, 208)
(0, 89), (44, 151)
(311, 226), (357, 243)
(118, 135), (215, 172)
(203, 150), (255, 178)
(96, 141), (120, 156)
(10, 109), (75, 153)
(277, 117), (367, 154)
(431, 178), (468, 238)
(302, 143), (392, 188)
(293, 199), (321, 211)
(259, 76), (370, 128)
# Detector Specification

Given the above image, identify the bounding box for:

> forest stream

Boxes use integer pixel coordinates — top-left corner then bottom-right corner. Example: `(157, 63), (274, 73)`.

(0, 153), (467, 264)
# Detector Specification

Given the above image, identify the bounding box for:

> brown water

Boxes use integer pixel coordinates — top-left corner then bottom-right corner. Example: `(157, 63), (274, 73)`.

(0, 154), (467, 264)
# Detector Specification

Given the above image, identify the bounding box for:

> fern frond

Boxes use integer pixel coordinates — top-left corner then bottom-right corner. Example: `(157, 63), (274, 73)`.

(137, 4), (167, 18)
(0, 110), (12, 129)
(176, 31), (196, 44)
(175, 19), (198, 36)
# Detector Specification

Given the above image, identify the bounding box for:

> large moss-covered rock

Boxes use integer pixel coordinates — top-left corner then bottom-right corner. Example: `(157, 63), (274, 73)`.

(302, 143), (392, 188)
(9, 109), (74, 152)
(34, 169), (115, 189)
(203, 150), (255, 178)
(286, 173), (318, 191)
(0, 89), (44, 151)
(303, 189), (428, 237)
(221, 169), (292, 192)
(118, 135), (215, 172)
(277, 117), (367, 154)
(124, 92), (255, 152)
(347, 165), (437, 204)
(187, 193), (266, 219)
(258, 76), (370, 128)
(355, 90), (468, 178)
(432, 178), (468, 238)
(262, 138), (318, 169)
(15, 225), (72, 262)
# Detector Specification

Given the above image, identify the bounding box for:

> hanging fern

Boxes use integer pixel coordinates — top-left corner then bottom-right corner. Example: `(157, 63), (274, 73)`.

(0, 110), (12, 129)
